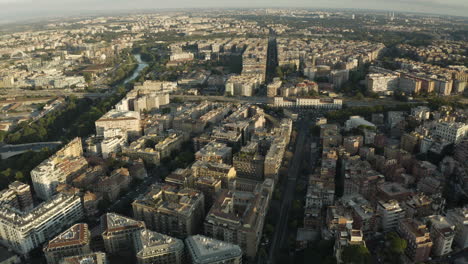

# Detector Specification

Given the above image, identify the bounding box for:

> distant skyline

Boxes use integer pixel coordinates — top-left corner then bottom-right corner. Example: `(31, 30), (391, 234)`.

(0, 0), (467, 23)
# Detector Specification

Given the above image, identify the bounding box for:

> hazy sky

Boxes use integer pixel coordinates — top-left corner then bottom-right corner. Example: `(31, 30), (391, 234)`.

(0, 0), (467, 22)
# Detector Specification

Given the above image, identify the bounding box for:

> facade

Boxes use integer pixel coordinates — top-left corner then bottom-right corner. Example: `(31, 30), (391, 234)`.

(341, 194), (377, 237)
(31, 138), (87, 200)
(225, 75), (261, 96)
(132, 184), (205, 238)
(134, 229), (185, 264)
(0, 181), (33, 212)
(195, 141), (232, 164)
(185, 235), (243, 264)
(427, 215), (455, 257)
(204, 181), (271, 260)
(376, 200), (405, 232)
(191, 160), (237, 189)
(101, 213), (145, 254)
(43, 224), (91, 264)
(366, 72), (399, 93)
(95, 110), (142, 140)
(272, 97), (343, 109)
(434, 122), (468, 144)
(233, 142), (265, 181)
(446, 206), (468, 249)
(398, 218), (433, 263)
(267, 79), (282, 97)
(0, 193), (84, 255)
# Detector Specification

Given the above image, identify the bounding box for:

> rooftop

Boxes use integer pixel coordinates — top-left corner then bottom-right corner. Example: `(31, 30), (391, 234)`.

(186, 235), (242, 263)
(44, 223), (89, 251)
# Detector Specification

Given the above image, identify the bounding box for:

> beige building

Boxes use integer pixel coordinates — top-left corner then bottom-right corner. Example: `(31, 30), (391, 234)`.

(134, 229), (184, 264)
(233, 142), (264, 181)
(0, 193), (84, 255)
(95, 110), (142, 140)
(191, 160), (237, 189)
(427, 215), (455, 257)
(132, 184), (205, 238)
(204, 181), (272, 260)
(101, 213), (145, 255)
(195, 141), (232, 164)
(0, 181), (33, 212)
(376, 200), (405, 232)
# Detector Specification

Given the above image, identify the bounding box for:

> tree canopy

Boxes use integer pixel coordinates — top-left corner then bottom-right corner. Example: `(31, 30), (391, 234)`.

(341, 244), (371, 264)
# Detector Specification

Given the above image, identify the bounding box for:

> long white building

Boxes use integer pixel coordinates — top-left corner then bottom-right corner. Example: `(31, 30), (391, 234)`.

(0, 193), (84, 255)
(272, 97), (342, 109)
(434, 122), (468, 144)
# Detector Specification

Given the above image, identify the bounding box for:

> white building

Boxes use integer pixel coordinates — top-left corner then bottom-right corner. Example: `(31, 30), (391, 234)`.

(170, 52), (194, 62)
(376, 200), (405, 232)
(101, 136), (127, 159)
(0, 194), (84, 255)
(427, 215), (455, 257)
(225, 75), (262, 97)
(434, 122), (468, 144)
(95, 110), (142, 140)
(366, 73), (399, 93)
(345, 116), (376, 131)
(273, 97), (342, 109)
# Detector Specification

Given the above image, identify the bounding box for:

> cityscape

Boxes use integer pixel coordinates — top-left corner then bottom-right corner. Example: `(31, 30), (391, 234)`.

(0, 5), (467, 264)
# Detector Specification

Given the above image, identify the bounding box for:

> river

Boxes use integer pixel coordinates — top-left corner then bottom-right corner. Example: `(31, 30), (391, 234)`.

(123, 54), (148, 85)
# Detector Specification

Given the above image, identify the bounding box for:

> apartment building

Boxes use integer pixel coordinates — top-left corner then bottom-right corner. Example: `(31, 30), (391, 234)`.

(132, 184), (205, 238)
(185, 235), (243, 264)
(101, 213), (145, 254)
(204, 181), (271, 260)
(31, 138), (87, 200)
(195, 141), (232, 164)
(134, 229), (185, 264)
(0, 181), (33, 212)
(446, 206), (468, 249)
(43, 224), (91, 264)
(434, 122), (468, 144)
(95, 110), (142, 140)
(191, 160), (237, 189)
(376, 200), (405, 232)
(0, 193), (84, 255)
(398, 218), (433, 263)
(233, 142), (265, 181)
(427, 215), (455, 257)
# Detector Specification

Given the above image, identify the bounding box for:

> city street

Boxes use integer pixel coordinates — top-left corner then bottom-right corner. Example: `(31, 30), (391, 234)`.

(267, 119), (308, 264)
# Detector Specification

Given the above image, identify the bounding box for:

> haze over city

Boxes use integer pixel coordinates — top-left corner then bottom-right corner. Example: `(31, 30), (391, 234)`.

(0, 0), (467, 22)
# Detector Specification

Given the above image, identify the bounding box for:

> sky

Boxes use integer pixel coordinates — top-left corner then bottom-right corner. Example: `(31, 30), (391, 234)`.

(0, 0), (467, 23)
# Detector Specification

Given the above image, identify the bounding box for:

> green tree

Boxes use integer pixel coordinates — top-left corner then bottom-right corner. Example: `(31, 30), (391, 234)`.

(388, 232), (407, 254)
(83, 72), (92, 84)
(341, 244), (371, 264)
(14, 171), (24, 181)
